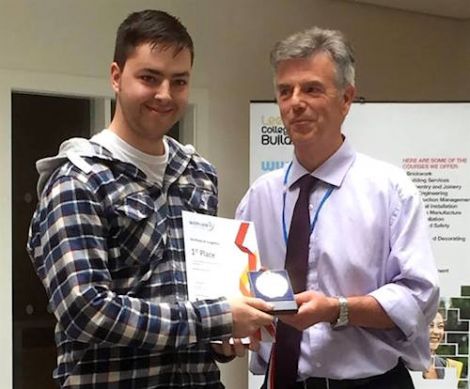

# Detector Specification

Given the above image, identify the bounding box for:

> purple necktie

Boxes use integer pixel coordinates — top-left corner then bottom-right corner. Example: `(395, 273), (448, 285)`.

(272, 174), (316, 389)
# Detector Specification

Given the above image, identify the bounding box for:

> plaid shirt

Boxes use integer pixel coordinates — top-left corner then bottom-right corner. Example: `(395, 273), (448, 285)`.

(27, 137), (232, 388)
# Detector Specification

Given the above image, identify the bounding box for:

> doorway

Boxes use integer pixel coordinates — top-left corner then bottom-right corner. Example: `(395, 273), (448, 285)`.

(11, 91), (189, 388)
(12, 92), (92, 389)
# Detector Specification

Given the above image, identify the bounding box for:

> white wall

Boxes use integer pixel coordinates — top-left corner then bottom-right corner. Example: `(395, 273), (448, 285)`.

(1, 0), (468, 211)
(1, 1), (469, 388)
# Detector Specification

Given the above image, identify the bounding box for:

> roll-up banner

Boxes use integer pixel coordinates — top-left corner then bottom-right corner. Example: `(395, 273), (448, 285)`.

(249, 101), (470, 389)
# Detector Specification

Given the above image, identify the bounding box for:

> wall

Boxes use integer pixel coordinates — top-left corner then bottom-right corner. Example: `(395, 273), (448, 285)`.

(0, 1), (469, 388)
(0, 0), (468, 212)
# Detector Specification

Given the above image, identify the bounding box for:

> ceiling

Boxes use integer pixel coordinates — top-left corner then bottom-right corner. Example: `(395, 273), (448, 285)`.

(345, 0), (470, 20)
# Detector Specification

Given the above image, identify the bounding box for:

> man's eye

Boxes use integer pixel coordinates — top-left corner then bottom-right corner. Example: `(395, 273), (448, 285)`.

(278, 88), (291, 97)
(305, 86), (322, 94)
(173, 79), (188, 87)
(140, 75), (156, 83)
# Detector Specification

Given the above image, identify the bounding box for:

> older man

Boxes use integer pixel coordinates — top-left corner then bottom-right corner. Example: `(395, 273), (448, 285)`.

(237, 27), (439, 389)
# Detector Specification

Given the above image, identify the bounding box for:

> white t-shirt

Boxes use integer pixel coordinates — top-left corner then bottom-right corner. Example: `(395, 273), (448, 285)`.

(91, 129), (168, 186)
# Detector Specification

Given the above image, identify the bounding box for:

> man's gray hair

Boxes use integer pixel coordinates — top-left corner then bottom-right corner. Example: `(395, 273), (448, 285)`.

(270, 26), (355, 88)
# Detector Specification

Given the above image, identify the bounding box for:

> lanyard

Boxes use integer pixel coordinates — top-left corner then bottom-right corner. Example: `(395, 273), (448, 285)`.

(282, 161), (334, 245)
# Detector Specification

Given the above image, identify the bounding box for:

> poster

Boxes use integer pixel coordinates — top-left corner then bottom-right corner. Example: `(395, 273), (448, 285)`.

(249, 101), (470, 389)
(249, 101), (292, 184)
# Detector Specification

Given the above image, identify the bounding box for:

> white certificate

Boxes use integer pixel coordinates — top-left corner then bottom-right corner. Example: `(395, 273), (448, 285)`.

(182, 211), (260, 300)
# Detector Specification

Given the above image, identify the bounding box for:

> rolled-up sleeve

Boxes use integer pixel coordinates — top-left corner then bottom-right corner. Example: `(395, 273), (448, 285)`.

(369, 185), (439, 343)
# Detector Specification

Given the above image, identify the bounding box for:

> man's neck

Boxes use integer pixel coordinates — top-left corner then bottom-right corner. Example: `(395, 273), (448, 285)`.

(295, 136), (343, 172)
(108, 117), (165, 156)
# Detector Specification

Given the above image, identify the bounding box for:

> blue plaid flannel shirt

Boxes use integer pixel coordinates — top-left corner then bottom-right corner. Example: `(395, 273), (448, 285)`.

(27, 137), (232, 388)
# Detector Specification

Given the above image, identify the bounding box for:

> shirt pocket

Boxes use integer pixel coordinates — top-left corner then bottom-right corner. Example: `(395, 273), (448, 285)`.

(179, 185), (218, 215)
(109, 191), (166, 269)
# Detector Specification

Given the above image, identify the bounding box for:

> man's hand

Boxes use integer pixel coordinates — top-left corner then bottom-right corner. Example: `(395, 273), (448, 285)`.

(228, 296), (274, 338)
(278, 291), (338, 331)
(211, 338), (248, 358)
(210, 335), (261, 359)
(279, 292), (396, 331)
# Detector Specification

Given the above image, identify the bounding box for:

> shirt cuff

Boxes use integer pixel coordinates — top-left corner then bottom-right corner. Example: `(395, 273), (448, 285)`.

(249, 347), (270, 375)
(192, 297), (232, 342)
(368, 284), (426, 343)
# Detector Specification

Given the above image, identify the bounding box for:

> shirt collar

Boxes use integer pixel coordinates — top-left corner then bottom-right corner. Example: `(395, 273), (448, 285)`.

(286, 136), (356, 189)
(162, 136), (192, 189)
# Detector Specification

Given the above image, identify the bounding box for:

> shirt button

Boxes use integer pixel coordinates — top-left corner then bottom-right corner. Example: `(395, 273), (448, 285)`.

(309, 204), (314, 210)
(315, 362), (322, 368)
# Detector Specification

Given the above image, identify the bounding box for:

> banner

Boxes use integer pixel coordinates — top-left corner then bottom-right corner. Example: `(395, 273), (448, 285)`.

(249, 101), (470, 389)
(249, 102), (292, 184)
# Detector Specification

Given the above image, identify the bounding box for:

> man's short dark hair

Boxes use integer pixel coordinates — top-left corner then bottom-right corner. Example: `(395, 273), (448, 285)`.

(113, 9), (194, 68)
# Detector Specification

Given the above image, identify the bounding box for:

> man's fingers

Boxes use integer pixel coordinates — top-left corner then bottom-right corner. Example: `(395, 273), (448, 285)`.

(210, 343), (223, 356)
(232, 338), (247, 357)
(244, 297), (274, 313)
(294, 291), (314, 305)
(277, 314), (296, 326)
(211, 339), (248, 358)
(212, 340), (235, 357)
(229, 297), (274, 338)
(248, 336), (261, 352)
(278, 315), (304, 331)
(221, 340), (233, 356)
(238, 296), (275, 325)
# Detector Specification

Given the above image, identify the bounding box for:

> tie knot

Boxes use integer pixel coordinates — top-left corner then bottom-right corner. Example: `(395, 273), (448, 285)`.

(297, 174), (316, 194)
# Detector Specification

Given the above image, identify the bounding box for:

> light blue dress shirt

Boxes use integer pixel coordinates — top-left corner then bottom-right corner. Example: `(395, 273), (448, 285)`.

(236, 138), (439, 380)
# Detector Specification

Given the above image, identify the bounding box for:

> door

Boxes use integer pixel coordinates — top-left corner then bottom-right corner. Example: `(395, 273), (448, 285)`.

(12, 92), (91, 389)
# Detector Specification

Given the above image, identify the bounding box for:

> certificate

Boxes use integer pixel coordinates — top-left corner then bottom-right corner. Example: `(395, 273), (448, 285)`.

(182, 211), (260, 300)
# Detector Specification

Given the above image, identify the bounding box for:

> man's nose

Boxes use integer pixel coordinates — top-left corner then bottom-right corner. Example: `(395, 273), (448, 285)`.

(291, 88), (305, 110)
(154, 80), (171, 102)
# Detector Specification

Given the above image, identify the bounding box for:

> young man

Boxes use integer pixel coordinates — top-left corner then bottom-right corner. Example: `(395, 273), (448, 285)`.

(28, 10), (272, 388)
(237, 27), (439, 389)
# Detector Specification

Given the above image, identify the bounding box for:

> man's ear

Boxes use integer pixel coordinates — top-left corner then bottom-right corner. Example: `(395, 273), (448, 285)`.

(341, 84), (356, 115)
(110, 62), (122, 93)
